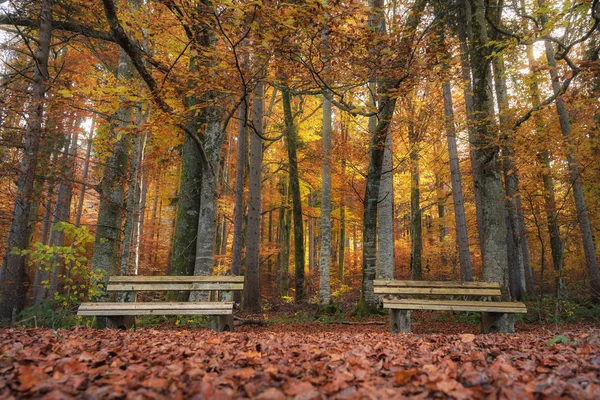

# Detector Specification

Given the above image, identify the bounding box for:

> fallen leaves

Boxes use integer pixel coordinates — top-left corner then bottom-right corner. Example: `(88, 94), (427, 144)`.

(0, 323), (599, 398)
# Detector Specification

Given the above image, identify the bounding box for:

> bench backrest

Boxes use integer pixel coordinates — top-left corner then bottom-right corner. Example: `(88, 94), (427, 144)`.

(107, 276), (244, 292)
(373, 280), (502, 297)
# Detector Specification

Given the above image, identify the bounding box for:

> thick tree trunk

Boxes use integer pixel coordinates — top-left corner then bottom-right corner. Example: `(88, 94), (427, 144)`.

(468, 0), (511, 315)
(243, 81), (264, 312)
(378, 133), (395, 280)
(193, 112), (225, 280)
(282, 88), (305, 303)
(456, 0), (486, 254)
(358, 0), (426, 315)
(91, 49), (134, 296)
(120, 105), (147, 277)
(319, 94), (333, 305)
(0, 0), (52, 322)
(540, 5), (600, 302)
(169, 66), (204, 280)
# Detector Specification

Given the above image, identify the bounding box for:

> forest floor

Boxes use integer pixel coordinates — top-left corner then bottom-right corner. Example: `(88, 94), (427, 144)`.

(1, 317), (599, 399)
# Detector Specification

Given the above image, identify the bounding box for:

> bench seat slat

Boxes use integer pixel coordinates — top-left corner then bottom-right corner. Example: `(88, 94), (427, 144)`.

(109, 276), (244, 284)
(374, 287), (502, 296)
(78, 309), (233, 316)
(382, 299), (527, 314)
(77, 302), (234, 316)
(79, 302), (233, 310)
(374, 280), (501, 289)
(107, 283), (244, 292)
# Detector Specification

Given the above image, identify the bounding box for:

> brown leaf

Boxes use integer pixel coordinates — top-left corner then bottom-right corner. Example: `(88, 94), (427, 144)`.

(284, 381), (315, 396)
(394, 368), (419, 386)
(460, 334), (475, 343)
(234, 367), (256, 380)
(18, 365), (48, 391)
(255, 387), (286, 400)
(143, 377), (170, 391)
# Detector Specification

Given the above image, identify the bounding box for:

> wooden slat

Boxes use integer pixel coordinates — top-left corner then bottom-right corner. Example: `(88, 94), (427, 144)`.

(106, 283), (244, 292)
(374, 280), (501, 289)
(78, 309), (233, 316)
(109, 276), (244, 284)
(79, 302), (233, 310)
(374, 287), (501, 296)
(385, 299), (526, 308)
(382, 299), (527, 314)
(77, 302), (234, 316)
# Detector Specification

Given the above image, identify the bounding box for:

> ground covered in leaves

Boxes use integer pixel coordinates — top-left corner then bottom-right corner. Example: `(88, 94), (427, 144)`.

(1, 321), (599, 399)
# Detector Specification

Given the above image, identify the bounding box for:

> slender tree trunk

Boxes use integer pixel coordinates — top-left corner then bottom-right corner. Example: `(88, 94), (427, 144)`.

(540, 1), (600, 302)
(145, 175), (160, 267)
(0, 0), (52, 322)
(47, 125), (80, 299)
(278, 177), (291, 297)
(339, 120), (347, 282)
(282, 87), (306, 303)
(74, 120), (94, 228)
(442, 76), (473, 281)
(243, 81), (264, 312)
(408, 109), (422, 281)
(231, 99), (248, 281)
(491, 47), (527, 300)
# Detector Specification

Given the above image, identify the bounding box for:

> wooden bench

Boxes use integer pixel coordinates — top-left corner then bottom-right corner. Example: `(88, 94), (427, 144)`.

(78, 275), (244, 331)
(374, 280), (527, 334)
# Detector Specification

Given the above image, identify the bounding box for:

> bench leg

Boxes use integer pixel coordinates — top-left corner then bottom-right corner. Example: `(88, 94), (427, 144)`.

(481, 312), (514, 333)
(209, 315), (234, 332)
(105, 316), (135, 330)
(390, 310), (411, 334)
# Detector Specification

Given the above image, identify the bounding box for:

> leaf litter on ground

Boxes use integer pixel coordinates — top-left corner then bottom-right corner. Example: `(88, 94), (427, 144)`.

(0, 322), (599, 399)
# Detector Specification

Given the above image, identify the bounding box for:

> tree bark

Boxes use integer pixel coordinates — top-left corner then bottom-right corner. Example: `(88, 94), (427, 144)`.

(282, 87), (306, 303)
(441, 72), (473, 281)
(0, 0), (52, 322)
(540, 0), (600, 302)
(408, 105), (422, 281)
(90, 48), (133, 297)
(319, 93), (333, 305)
(490, 45), (527, 299)
(468, 0), (511, 311)
(378, 132), (395, 280)
(231, 98), (248, 282)
(243, 80), (264, 312)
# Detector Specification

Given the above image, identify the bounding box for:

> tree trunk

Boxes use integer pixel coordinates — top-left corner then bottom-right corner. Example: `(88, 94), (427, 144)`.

(490, 40), (527, 300)
(282, 87), (305, 303)
(90, 48), (134, 297)
(243, 81), (264, 312)
(467, 0), (511, 314)
(0, 0), (52, 322)
(440, 53), (474, 281)
(540, 1), (600, 302)
(378, 133), (395, 280)
(170, 60), (203, 279)
(456, 0), (486, 254)
(231, 99), (248, 282)
(357, 0), (426, 315)
(319, 92), (333, 305)
(408, 108), (422, 281)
